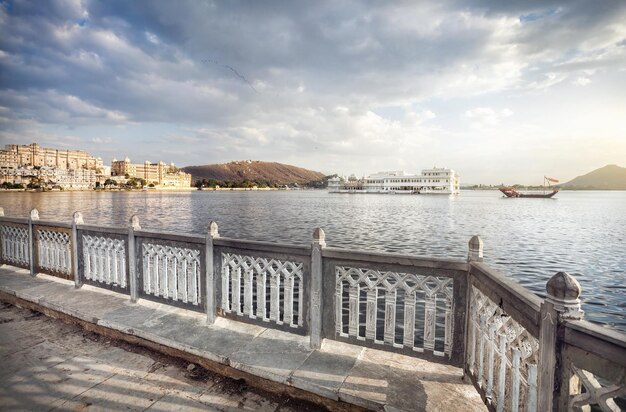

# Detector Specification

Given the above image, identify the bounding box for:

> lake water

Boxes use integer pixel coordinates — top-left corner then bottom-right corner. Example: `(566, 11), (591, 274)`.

(1, 190), (624, 331)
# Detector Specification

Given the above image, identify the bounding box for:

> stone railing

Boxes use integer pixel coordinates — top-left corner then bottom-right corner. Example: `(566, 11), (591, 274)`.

(0, 207), (624, 411)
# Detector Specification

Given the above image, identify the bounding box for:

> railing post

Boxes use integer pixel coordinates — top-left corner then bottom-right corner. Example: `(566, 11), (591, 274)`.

(71, 211), (84, 288)
(468, 235), (483, 262)
(538, 272), (584, 411)
(128, 215), (141, 303)
(464, 235), (483, 372)
(205, 221), (219, 324)
(28, 208), (39, 277)
(310, 227), (326, 349)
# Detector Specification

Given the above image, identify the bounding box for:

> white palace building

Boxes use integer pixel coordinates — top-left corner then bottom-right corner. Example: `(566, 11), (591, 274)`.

(328, 167), (460, 194)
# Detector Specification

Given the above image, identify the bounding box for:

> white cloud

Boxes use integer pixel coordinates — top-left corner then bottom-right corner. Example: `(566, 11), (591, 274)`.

(145, 31), (160, 45)
(464, 107), (514, 129)
(528, 72), (568, 90)
(573, 76), (591, 86)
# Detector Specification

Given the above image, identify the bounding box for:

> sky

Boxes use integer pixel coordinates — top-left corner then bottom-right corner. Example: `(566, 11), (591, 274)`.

(0, 0), (625, 185)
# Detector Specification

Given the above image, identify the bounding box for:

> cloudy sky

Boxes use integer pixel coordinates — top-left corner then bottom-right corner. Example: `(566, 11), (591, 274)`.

(1, 0), (625, 184)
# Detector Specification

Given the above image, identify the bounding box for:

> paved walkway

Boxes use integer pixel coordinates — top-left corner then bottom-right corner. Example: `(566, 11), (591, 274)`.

(0, 302), (321, 411)
(0, 266), (485, 411)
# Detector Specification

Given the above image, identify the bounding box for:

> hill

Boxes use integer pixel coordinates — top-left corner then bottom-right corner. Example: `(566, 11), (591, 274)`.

(562, 164), (626, 190)
(182, 161), (325, 186)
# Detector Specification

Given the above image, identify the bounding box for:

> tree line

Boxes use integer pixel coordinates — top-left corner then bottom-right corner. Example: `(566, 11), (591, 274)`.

(194, 175), (337, 189)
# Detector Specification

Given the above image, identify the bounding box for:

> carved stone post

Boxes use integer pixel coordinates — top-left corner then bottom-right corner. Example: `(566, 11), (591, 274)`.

(538, 272), (584, 411)
(310, 227), (326, 349)
(128, 215), (141, 303)
(71, 212), (84, 288)
(468, 235), (483, 262)
(464, 235), (483, 372)
(205, 221), (219, 324)
(28, 208), (39, 276)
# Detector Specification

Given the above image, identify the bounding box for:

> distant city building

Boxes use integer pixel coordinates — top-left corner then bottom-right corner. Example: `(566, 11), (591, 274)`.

(328, 167), (460, 194)
(0, 166), (96, 190)
(111, 157), (191, 188)
(0, 143), (103, 170)
(0, 143), (103, 190)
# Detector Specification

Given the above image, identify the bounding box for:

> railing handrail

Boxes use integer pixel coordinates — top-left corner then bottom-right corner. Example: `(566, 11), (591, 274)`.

(134, 228), (205, 244)
(33, 220), (72, 229)
(215, 237), (311, 256)
(469, 261), (542, 335)
(0, 216), (29, 224)
(78, 224), (128, 235)
(323, 246), (468, 271)
(563, 319), (626, 365)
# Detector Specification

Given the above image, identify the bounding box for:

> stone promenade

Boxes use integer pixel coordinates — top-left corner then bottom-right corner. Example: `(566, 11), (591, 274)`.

(0, 302), (322, 411)
(0, 266), (485, 411)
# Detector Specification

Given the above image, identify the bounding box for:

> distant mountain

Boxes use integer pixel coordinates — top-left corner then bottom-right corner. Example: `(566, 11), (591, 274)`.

(182, 161), (325, 185)
(562, 164), (626, 190)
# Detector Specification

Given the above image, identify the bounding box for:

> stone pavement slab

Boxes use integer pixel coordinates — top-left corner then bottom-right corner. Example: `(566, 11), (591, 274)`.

(0, 266), (486, 411)
(230, 328), (312, 384)
(291, 339), (364, 401)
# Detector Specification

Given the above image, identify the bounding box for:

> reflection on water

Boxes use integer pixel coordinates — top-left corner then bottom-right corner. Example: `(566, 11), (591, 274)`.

(1, 190), (625, 330)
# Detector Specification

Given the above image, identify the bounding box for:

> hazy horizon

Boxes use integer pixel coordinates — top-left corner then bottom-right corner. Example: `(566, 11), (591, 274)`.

(1, 1), (625, 185)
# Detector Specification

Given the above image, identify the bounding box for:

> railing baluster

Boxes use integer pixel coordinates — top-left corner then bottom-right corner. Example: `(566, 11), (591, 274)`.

(512, 348), (521, 412)
(335, 281), (343, 335)
(143, 246), (150, 292)
(487, 323), (496, 401)
(270, 270), (280, 322)
(256, 269), (265, 319)
(191, 258), (198, 305)
(424, 293), (436, 352)
(444, 291), (453, 356)
(365, 287), (377, 341)
(478, 313), (486, 385)
(233, 266), (242, 315)
(497, 332), (506, 412)
(403, 291), (416, 348)
(178, 257), (186, 302)
(384, 289), (396, 345)
(297, 276), (303, 327)
(243, 268), (253, 316)
(221, 256), (230, 311)
(283, 273), (294, 326)
(349, 284), (360, 337)
(527, 364), (537, 412)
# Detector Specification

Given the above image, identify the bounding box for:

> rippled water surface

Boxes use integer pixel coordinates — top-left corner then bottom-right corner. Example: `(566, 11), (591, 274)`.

(1, 190), (624, 330)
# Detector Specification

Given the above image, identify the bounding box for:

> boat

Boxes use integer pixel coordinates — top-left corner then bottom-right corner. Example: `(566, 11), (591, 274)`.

(499, 176), (560, 198)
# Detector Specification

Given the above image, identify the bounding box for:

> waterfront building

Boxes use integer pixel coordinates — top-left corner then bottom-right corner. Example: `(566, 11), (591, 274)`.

(328, 167), (460, 194)
(0, 143), (103, 170)
(111, 157), (191, 188)
(0, 166), (96, 189)
(0, 143), (105, 190)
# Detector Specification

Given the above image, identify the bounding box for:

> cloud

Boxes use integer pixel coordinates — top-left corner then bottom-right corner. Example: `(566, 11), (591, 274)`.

(573, 76), (591, 86)
(465, 107), (513, 129)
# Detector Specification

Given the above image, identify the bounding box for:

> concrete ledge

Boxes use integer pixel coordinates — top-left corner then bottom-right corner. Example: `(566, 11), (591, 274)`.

(0, 266), (485, 412)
